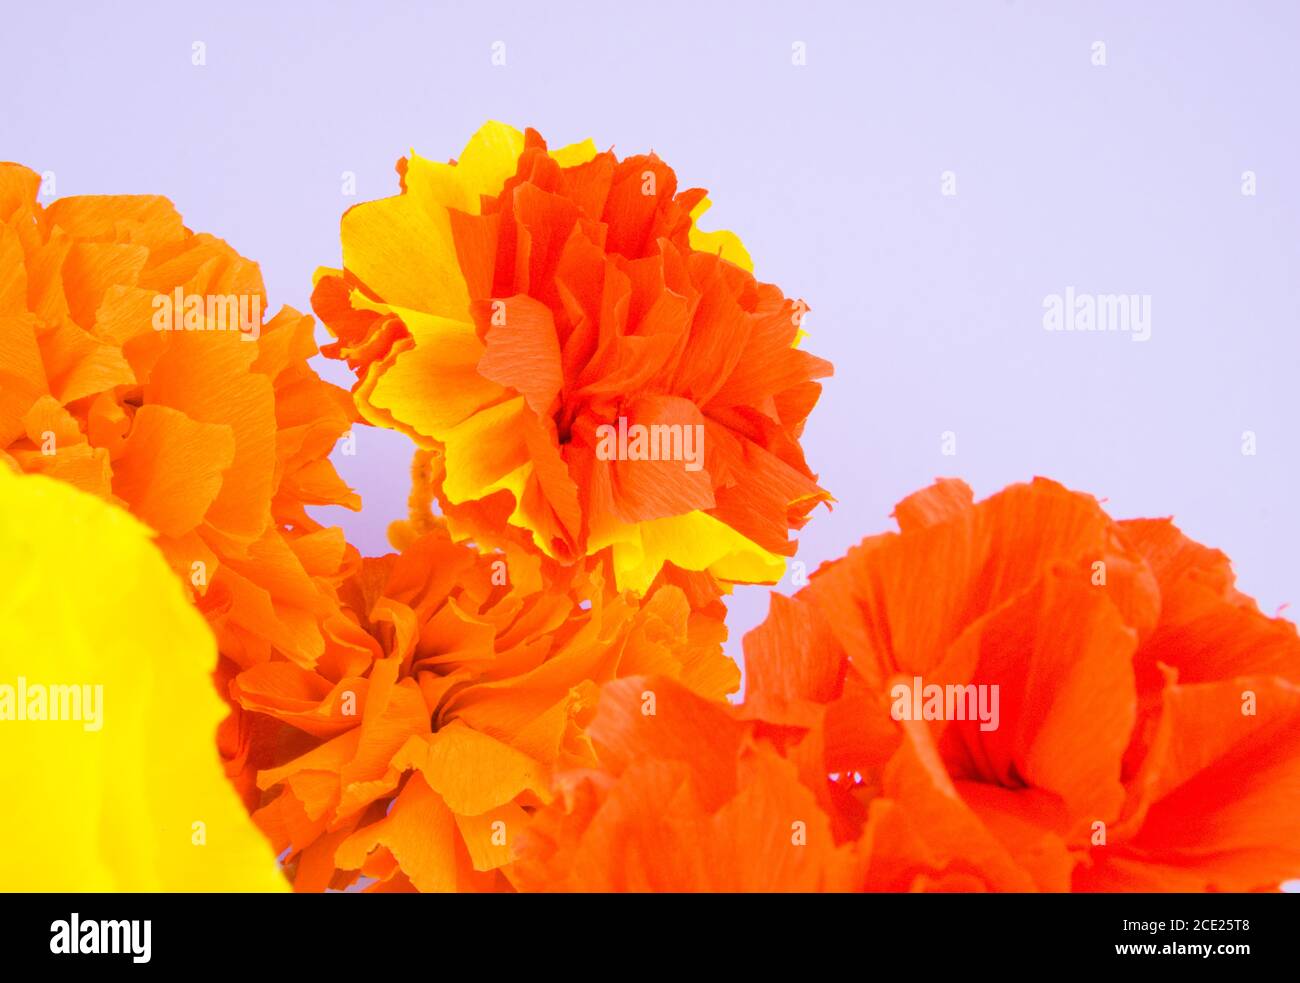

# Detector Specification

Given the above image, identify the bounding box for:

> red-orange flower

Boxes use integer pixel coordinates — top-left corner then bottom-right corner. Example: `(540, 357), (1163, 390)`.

(313, 122), (831, 595)
(517, 478), (1300, 891)
(234, 521), (738, 892)
(512, 675), (863, 891)
(0, 162), (360, 675)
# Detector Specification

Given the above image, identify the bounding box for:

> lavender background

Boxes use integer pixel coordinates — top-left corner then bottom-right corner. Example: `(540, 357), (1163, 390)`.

(5, 1), (1298, 693)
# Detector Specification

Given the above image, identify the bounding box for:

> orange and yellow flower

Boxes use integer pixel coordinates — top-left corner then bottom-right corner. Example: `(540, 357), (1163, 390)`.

(314, 122), (831, 595)
(516, 478), (1300, 891)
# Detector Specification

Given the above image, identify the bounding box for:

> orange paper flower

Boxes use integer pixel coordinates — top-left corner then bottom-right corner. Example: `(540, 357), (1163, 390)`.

(314, 123), (831, 595)
(0, 162), (360, 672)
(518, 478), (1300, 891)
(234, 521), (737, 892)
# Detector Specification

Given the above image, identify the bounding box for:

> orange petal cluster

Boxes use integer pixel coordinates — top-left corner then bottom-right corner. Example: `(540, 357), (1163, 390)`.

(512, 675), (863, 891)
(0, 164), (360, 674)
(234, 521), (737, 892)
(313, 123), (831, 596)
(516, 478), (1300, 891)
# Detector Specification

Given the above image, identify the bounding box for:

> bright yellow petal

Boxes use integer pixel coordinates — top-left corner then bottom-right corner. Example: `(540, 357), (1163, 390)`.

(549, 137), (599, 168)
(688, 196), (754, 273)
(341, 192), (470, 319)
(0, 470), (285, 891)
(447, 121), (527, 206)
(439, 396), (532, 506)
(405, 121), (526, 216)
(368, 317), (504, 437)
(340, 122), (526, 330)
(600, 510), (786, 594)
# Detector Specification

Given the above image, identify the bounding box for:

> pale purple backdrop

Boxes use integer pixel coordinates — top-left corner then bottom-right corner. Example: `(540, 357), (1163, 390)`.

(5, 1), (1298, 681)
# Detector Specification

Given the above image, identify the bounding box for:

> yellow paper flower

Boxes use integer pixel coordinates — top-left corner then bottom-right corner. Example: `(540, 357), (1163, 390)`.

(0, 467), (286, 890)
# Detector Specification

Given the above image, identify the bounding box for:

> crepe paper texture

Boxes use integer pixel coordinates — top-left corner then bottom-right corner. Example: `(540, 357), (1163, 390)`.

(3, 126), (1297, 894)
(516, 479), (1300, 891)
(0, 468), (285, 891)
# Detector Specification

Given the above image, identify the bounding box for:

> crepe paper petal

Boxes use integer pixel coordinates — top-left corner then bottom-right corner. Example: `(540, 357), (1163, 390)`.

(513, 676), (864, 891)
(0, 469), (285, 891)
